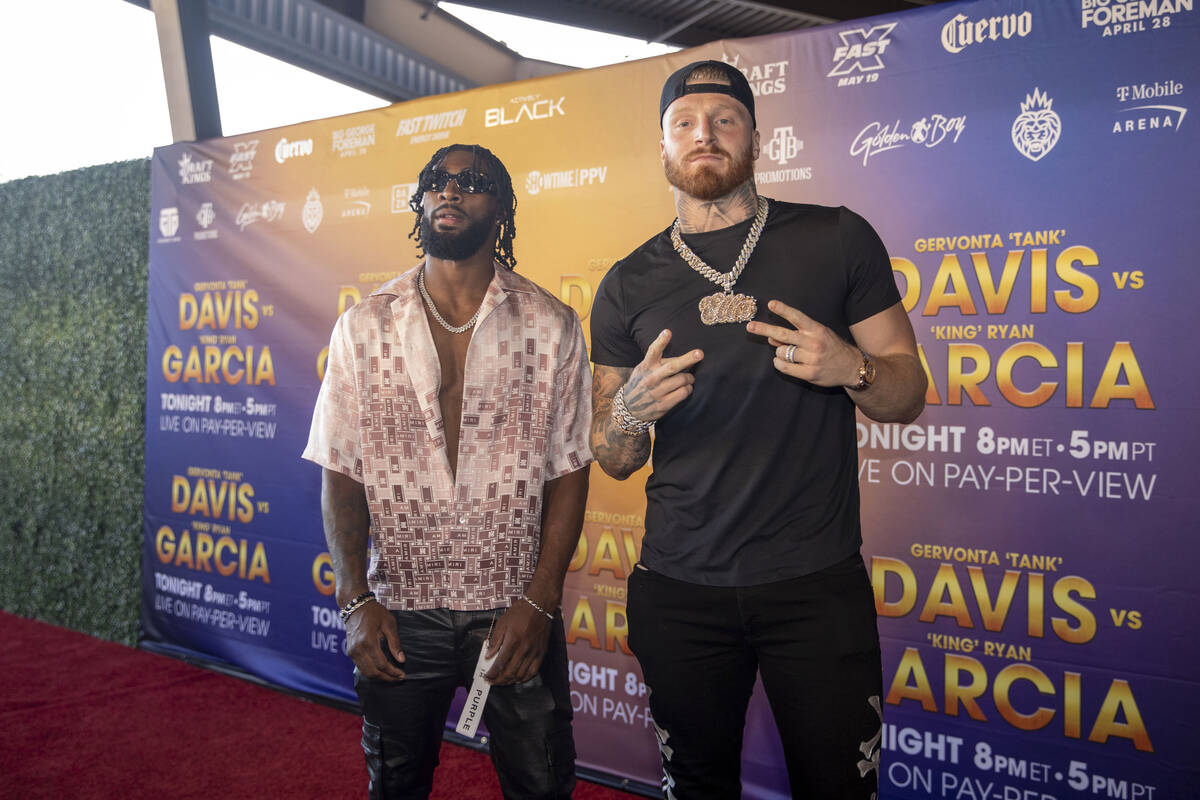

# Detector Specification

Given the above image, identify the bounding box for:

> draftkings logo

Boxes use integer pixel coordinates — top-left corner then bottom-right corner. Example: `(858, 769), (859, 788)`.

(302, 188), (324, 234)
(331, 123), (375, 158)
(1080, 0), (1193, 39)
(828, 22), (897, 87)
(391, 183), (419, 214)
(157, 207), (181, 243)
(524, 166), (607, 196)
(1113, 79), (1186, 134)
(228, 140), (258, 180)
(721, 52), (790, 96)
(485, 95), (565, 127)
(941, 11), (1033, 53)
(178, 152), (213, 184)
(1011, 88), (1062, 161)
(850, 113), (966, 166)
(194, 202), (218, 241)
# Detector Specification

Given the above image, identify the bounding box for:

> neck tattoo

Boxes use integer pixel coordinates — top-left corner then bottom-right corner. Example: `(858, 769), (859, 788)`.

(418, 267), (484, 334)
(670, 196), (769, 325)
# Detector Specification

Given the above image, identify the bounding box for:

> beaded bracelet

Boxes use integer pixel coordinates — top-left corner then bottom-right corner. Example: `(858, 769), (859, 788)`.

(520, 594), (554, 620)
(612, 385), (653, 436)
(339, 591), (377, 623)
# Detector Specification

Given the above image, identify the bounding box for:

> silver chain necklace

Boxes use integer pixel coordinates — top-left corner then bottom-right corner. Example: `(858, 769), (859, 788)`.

(417, 267), (483, 334)
(670, 196), (769, 325)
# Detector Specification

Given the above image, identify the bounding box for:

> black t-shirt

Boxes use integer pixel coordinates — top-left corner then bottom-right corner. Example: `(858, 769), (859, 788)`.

(590, 200), (900, 586)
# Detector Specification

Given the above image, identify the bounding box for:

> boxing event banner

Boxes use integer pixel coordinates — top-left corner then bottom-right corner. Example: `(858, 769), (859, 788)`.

(142, 0), (1199, 796)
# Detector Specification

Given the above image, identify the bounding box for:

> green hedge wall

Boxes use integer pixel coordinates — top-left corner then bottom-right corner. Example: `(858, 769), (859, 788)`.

(0, 159), (150, 645)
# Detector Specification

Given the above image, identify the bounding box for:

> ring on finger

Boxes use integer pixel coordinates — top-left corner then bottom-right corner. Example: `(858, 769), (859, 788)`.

(784, 344), (797, 363)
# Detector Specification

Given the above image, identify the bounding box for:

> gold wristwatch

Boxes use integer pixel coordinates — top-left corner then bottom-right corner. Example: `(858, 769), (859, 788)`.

(849, 351), (875, 392)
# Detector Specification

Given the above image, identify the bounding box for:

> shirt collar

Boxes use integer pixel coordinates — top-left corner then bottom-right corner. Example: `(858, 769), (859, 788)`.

(369, 262), (535, 302)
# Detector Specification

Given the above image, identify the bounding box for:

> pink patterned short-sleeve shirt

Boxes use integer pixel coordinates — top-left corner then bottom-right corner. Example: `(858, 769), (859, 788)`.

(303, 265), (593, 611)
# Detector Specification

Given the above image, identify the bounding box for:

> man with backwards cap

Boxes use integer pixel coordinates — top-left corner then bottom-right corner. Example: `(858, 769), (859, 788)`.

(588, 61), (926, 797)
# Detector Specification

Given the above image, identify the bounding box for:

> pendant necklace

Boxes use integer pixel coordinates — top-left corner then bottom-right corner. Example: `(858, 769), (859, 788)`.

(670, 196), (769, 325)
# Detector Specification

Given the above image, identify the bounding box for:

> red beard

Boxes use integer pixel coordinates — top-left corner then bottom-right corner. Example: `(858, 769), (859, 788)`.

(664, 144), (755, 201)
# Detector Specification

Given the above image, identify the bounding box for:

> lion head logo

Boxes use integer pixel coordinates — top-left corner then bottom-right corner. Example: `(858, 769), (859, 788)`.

(1012, 88), (1061, 162)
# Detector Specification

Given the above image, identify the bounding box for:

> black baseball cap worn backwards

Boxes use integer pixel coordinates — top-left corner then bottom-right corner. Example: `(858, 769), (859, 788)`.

(659, 59), (757, 129)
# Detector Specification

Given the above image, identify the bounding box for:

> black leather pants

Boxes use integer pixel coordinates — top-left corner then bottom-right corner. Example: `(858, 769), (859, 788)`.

(353, 608), (576, 800)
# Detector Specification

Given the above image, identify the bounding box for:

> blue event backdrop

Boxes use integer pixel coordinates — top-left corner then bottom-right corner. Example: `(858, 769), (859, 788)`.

(142, 0), (1200, 796)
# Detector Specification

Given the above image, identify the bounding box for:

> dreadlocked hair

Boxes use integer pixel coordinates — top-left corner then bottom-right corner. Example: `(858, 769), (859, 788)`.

(407, 144), (518, 270)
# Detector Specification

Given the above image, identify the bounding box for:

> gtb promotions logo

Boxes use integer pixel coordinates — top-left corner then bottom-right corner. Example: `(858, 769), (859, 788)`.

(1011, 88), (1062, 161)
(524, 166), (607, 196)
(1081, 0), (1193, 39)
(228, 140), (258, 180)
(395, 108), (467, 145)
(302, 188), (324, 234)
(391, 183), (420, 213)
(340, 187), (371, 219)
(332, 123), (375, 158)
(194, 202), (218, 241)
(275, 136), (313, 164)
(850, 113), (966, 166)
(721, 52), (790, 96)
(157, 207), (180, 242)
(485, 95), (564, 127)
(177, 152), (213, 184)
(1114, 79), (1186, 133)
(828, 23), (896, 87)
(941, 11), (1032, 53)
(756, 126), (812, 185)
(235, 200), (286, 231)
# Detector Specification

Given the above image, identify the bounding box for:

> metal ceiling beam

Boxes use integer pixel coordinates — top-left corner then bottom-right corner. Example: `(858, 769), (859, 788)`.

(151, 0), (222, 142)
(129, 0), (475, 103)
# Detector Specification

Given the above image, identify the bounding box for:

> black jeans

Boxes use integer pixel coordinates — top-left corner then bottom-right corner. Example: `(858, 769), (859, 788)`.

(353, 608), (576, 800)
(627, 554), (883, 799)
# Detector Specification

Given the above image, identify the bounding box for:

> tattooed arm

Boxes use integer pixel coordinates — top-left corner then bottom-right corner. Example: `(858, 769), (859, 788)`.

(590, 330), (704, 480)
(321, 468), (405, 681)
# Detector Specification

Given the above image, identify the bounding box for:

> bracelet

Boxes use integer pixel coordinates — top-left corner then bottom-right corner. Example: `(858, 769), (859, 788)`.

(612, 385), (653, 436)
(339, 591), (377, 623)
(520, 594), (554, 620)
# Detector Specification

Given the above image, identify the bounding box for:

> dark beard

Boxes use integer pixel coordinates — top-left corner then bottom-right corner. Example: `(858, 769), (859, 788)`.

(664, 144), (755, 201)
(419, 213), (495, 261)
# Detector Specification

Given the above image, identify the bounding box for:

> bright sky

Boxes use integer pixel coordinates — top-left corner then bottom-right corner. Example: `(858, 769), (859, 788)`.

(0, 0), (676, 184)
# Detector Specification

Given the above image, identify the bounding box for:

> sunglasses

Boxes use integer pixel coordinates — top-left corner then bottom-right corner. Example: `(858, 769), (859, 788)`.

(425, 167), (498, 195)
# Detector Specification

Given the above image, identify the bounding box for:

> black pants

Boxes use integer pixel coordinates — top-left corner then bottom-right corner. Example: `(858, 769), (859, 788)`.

(353, 608), (576, 800)
(627, 555), (883, 799)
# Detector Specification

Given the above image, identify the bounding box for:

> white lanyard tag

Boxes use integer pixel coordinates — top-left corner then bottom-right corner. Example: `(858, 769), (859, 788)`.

(456, 640), (499, 737)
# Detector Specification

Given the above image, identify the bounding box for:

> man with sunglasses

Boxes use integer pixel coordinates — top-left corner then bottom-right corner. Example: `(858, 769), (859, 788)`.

(304, 144), (592, 799)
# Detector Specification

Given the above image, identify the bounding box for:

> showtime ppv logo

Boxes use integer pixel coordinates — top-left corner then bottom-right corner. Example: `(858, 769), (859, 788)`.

(828, 23), (896, 86)
(941, 11), (1033, 53)
(274, 137), (313, 164)
(485, 96), (564, 127)
(525, 166), (607, 195)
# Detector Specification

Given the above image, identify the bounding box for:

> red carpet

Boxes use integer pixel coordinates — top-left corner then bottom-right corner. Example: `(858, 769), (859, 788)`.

(0, 611), (645, 799)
